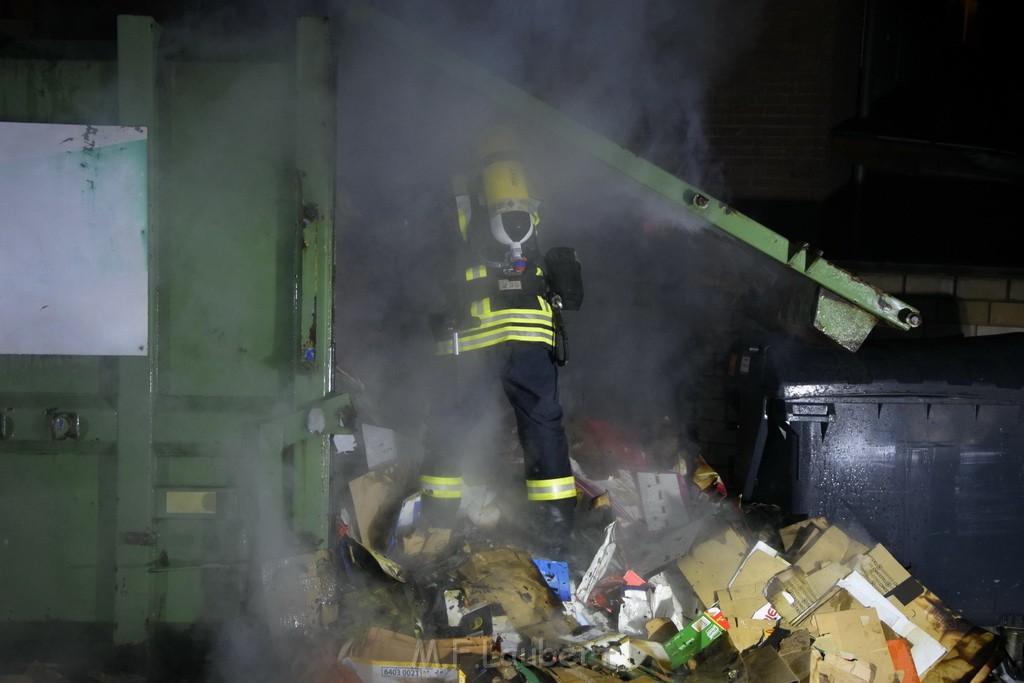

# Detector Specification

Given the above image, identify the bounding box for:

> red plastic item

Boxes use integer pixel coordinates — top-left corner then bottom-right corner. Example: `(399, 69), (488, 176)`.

(586, 420), (648, 471)
(623, 570), (647, 587)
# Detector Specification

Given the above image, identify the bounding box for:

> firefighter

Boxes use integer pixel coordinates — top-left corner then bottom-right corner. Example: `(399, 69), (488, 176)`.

(420, 124), (576, 560)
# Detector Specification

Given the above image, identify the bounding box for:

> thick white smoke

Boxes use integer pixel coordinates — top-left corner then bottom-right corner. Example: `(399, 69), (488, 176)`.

(333, 0), (766, 443)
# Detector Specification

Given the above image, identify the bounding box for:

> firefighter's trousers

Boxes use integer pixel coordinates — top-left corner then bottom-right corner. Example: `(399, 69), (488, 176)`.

(419, 341), (575, 543)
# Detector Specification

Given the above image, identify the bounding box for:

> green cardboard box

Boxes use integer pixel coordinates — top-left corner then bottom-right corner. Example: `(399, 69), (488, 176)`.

(664, 607), (731, 669)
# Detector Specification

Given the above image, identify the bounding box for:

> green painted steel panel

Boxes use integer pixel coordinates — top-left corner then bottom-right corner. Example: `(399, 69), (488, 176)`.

(0, 60), (117, 124)
(160, 62), (295, 398)
(0, 453), (108, 622)
(0, 15), (342, 650)
(0, 354), (109, 393)
(0, 404), (117, 442)
(155, 454), (231, 487)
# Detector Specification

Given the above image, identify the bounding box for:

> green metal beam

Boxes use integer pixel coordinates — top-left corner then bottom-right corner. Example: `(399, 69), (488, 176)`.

(114, 14), (160, 644)
(256, 393), (353, 449)
(293, 16), (337, 542)
(348, 2), (923, 349)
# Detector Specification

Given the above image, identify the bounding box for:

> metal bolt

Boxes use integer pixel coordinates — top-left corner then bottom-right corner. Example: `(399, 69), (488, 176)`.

(692, 194), (710, 209)
(898, 308), (923, 327)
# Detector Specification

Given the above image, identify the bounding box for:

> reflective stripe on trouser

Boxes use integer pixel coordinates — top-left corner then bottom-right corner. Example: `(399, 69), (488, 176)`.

(420, 474), (463, 499)
(526, 475), (577, 501)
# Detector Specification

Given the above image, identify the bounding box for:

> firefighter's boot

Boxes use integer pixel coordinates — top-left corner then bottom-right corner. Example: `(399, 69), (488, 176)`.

(528, 497), (576, 562)
(418, 474), (462, 528)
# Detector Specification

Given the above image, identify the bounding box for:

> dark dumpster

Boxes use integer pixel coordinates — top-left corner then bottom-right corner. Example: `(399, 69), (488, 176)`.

(726, 332), (1024, 628)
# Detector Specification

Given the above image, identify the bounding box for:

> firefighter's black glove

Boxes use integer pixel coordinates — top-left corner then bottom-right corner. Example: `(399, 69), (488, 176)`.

(446, 309), (480, 333)
(429, 309), (479, 341)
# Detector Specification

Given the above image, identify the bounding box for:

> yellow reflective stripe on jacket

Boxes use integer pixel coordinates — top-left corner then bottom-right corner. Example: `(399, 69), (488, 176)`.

(472, 296), (554, 329)
(455, 326), (555, 353)
(420, 475), (463, 499)
(526, 476), (577, 501)
(437, 295), (555, 354)
(474, 306), (552, 327)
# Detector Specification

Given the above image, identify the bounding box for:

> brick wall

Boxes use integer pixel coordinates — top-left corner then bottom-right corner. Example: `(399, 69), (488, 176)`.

(855, 268), (1024, 339)
(705, 0), (861, 201)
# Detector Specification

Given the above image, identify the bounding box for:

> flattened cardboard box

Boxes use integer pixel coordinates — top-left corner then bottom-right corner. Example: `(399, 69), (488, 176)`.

(793, 525), (867, 573)
(836, 572), (945, 676)
(810, 608), (898, 683)
(764, 562), (850, 625)
(677, 525), (748, 607)
(730, 541), (790, 590)
(779, 518), (829, 554)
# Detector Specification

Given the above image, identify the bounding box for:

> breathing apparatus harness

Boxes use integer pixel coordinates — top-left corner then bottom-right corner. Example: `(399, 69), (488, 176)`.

(441, 127), (582, 364)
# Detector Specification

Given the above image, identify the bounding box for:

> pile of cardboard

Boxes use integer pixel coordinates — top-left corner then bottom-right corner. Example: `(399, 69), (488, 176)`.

(679, 517), (1001, 682)
(305, 422), (1008, 683)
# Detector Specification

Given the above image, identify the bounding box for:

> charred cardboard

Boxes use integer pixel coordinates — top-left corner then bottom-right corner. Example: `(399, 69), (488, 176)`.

(401, 528), (452, 557)
(741, 645), (799, 683)
(893, 589), (971, 652)
(917, 627), (999, 683)
(349, 463), (414, 550)
(836, 572), (945, 676)
(341, 533), (408, 582)
(456, 547), (578, 639)
(778, 629), (816, 683)
(779, 518), (830, 555)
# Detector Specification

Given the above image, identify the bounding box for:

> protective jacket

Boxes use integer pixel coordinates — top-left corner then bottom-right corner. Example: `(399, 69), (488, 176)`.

(433, 134), (556, 355)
